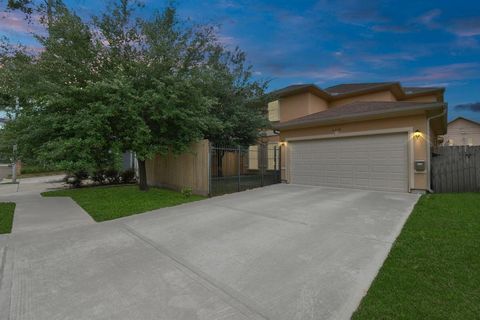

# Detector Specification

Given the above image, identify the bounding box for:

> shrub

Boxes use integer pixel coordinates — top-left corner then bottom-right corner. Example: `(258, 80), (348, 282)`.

(121, 169), (136, 184)
(181, 186), (193, 198)
(65, 170), (89, 188)
(21, 164), (59, 175)
(104, 168), (120, 184)
(91, 169), (106, 184)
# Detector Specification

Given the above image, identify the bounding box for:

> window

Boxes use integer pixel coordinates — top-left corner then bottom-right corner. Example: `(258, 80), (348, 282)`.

(448, 139), (454, 146)
(268, 100), (280, 122)
(248, 146), (258, 170)
(468, 137), (473, 146)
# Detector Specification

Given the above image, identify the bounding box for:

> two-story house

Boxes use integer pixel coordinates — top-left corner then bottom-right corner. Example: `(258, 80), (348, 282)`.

(267, 82), (447, 193)
(442, 117), (480, 146)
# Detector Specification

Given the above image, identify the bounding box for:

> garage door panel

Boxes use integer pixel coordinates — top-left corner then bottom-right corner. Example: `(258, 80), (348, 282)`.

(289, 133), (408, 192)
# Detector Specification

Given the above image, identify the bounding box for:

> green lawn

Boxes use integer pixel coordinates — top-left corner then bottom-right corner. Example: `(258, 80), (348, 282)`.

(42, 185), (206, 222)
(0, 202), (16, 234)
(353, 193), (480, 319)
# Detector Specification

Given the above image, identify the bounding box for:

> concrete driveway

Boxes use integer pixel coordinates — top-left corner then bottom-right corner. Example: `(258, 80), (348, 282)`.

(0, 184), (419, 320)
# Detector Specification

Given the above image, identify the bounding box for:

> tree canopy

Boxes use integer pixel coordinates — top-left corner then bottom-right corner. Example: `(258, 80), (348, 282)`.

(0, 0), (270, 190)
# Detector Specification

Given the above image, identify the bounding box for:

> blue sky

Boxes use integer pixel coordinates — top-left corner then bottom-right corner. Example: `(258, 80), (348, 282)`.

(1, 0), (480, 121)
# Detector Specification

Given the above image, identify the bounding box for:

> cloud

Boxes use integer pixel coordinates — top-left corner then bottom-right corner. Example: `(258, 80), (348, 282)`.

(416, 8), (442, 28)
(454, 36), (479, 49)
(314, 0), (391, 28)
(267, 65), (361, 83)
(361, 51), (419, 64)
(0, 10), (43, 35)
(216, 0), (241, 9)
(455, 102), (480, 112)
(401, 63), (480, 83)
(415, 9), (480, 38)
(217, 34), (237, 46)
(447, 17), (480, 37)
(370, 24), (410, 33)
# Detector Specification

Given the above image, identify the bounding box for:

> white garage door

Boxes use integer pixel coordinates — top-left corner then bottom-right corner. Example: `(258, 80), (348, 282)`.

(289, 133), (408, 192)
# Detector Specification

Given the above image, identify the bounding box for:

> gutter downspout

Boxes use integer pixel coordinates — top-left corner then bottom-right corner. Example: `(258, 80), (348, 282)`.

(426, 106), (447, 193)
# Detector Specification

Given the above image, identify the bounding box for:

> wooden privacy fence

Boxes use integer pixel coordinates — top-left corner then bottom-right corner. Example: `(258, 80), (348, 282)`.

(144, 140), (282, 197)
(145, 140), (210, 196)
(431, 146), (480, 193)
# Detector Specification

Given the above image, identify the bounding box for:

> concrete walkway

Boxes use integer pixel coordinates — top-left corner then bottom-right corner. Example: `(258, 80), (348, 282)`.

(0, 175), (94, 236)
(10, 194), (94, 235)
(0, 183), (419, 320)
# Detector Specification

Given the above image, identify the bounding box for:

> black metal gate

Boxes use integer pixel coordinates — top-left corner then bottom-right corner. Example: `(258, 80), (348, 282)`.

(209, 144), (281, 196)
(431, 146), (480, 193)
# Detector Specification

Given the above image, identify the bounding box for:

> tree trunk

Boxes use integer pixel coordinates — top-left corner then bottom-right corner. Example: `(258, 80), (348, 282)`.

(138, 159), (149, 191)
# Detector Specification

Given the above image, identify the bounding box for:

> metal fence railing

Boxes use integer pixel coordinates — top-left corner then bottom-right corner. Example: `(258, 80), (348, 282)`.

(209, 144), (281, 196)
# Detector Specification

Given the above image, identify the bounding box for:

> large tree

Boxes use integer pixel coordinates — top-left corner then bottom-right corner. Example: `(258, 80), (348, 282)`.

(92, 2), (220, 190)
(2, 0), (269, 190)
(1, 3), (120, 172)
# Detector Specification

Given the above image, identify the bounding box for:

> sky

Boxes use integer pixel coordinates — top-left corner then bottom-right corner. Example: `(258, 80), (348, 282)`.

(1, 0), (480, 121)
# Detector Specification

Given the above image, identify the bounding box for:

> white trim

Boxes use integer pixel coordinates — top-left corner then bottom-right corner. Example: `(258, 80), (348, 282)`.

(285, 127), (414, 192)
(284, 127), (414, 142)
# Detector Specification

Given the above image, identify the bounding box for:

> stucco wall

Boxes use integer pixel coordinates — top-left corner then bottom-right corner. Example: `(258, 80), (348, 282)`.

(443, 118), (480, 146)
(279, 93), (328, 122)
(279, 114), (431, 191)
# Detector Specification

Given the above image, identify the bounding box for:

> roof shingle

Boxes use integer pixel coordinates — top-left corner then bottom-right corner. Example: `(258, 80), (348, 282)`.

(275, 101), (445, 129)
(269, 82), (444, 100)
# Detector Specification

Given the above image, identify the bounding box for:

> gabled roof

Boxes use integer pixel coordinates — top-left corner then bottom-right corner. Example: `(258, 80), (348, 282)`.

(275, 101), (446, 130)
(448, 116), (480, 126)
(270, 82), (444, 101)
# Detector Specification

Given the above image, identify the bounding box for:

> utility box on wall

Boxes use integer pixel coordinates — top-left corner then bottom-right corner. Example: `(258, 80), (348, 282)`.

(414, 160), (426, 172)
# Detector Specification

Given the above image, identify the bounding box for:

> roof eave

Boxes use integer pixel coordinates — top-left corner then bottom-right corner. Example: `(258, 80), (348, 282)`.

(401, 88), (445, 100)
(327, 82), (400, 100)
(271, 83), (446, 103)
(273, 85), (332, 101)
(275, 103), (446, 131)
(448, 116), (480, 126)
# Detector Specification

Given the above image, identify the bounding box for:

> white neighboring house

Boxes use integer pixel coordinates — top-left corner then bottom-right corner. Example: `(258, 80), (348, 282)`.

(442, 117), (480, 146)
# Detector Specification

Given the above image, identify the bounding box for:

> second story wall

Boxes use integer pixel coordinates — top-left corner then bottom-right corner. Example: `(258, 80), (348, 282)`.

(443, 118), (480, 146)
(277, 92), (328, 122)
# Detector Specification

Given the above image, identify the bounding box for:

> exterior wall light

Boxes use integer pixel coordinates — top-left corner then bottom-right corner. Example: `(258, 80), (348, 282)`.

(414, 129), (421, 139)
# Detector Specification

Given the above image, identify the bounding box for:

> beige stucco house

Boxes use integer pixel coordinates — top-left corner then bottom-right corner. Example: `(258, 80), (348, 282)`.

(269, 82), (447, 193)
(442, 117), (480, 146)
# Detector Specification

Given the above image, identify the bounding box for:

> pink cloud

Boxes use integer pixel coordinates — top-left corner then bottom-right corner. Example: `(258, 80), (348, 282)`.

(401, 63), (480, 83)
(272, 66), (361, 82)
(416, 9), (442, 29)
(447, 17), (480, 37)
(0, 11), (44, 35)
(415, 10), (480, 38)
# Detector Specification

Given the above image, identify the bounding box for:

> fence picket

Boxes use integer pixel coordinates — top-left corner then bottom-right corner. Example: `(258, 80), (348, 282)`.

(432, 146), (480, 193)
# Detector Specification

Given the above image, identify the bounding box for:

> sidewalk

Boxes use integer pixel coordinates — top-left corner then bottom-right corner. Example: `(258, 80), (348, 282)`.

(0, 175), (94, 236)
